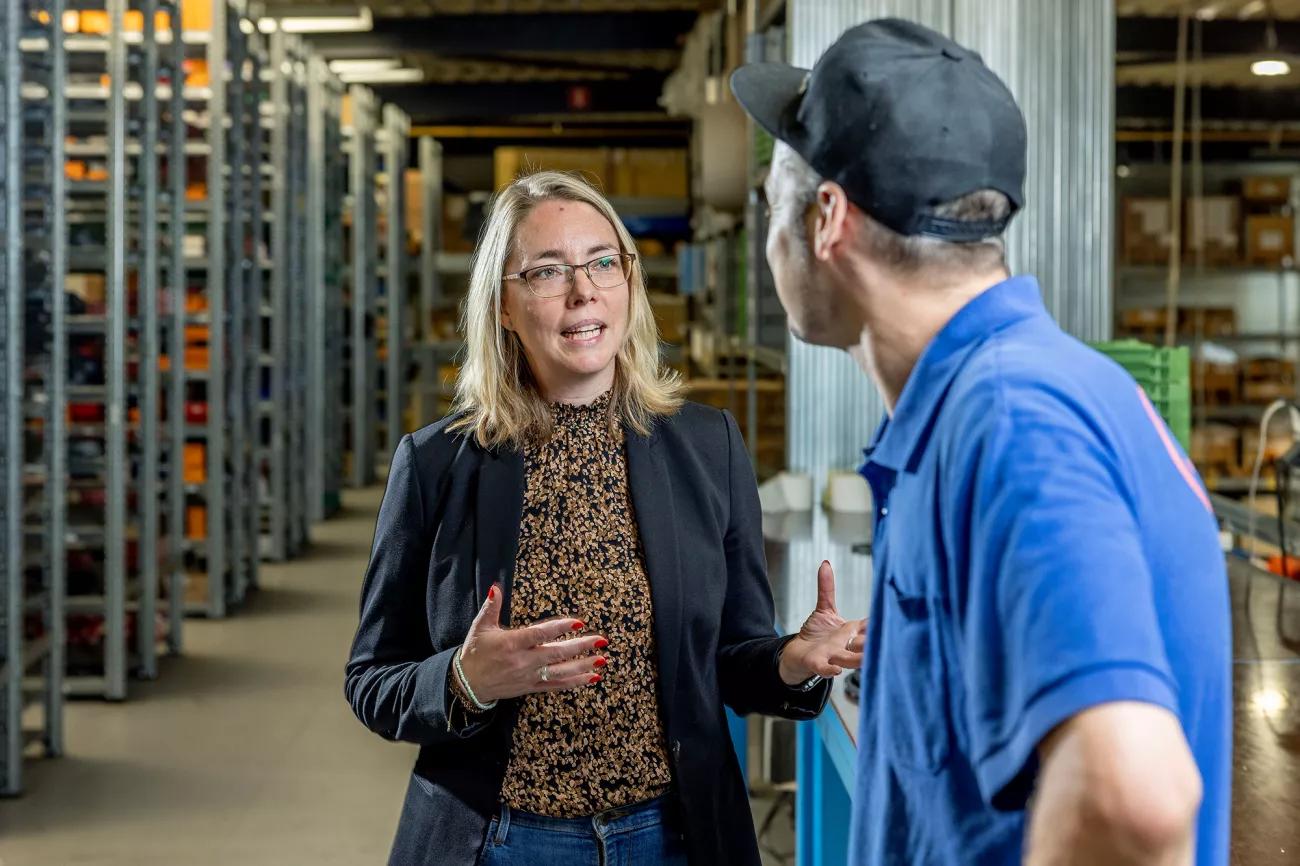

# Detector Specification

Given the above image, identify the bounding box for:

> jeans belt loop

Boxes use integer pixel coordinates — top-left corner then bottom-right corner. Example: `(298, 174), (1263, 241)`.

(494, 803), (511, 846)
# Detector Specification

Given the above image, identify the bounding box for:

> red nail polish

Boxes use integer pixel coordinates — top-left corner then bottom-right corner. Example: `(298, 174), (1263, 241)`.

(594, 657), (608, 668)
(594, 638), (608, 649)
(488, 587), (496, 601)
(589, 675), (601, 684)
(572, 621), (585, 631)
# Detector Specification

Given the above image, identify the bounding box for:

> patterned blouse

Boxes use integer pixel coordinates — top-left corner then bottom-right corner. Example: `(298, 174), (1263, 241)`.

(492, 391), (675, 817)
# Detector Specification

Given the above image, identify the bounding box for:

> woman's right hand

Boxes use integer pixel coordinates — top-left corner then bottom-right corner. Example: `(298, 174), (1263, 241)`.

(457, 584), (608, 705)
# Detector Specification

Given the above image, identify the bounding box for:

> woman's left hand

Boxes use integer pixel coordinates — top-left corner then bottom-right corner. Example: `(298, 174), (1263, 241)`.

(778, 560), (867, 686)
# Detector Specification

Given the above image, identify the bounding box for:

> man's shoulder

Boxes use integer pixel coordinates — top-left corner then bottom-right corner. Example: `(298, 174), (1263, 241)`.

(949, 325), (1137, 429)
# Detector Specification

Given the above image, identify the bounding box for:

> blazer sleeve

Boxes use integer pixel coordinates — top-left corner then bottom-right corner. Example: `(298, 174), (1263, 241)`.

(715, 410), (831, 720)
(344, 434), (496, 744)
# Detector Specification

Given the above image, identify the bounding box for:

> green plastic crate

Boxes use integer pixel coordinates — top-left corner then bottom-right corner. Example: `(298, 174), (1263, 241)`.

(1091, 339), (1190, 387)
(1089, 339), (1191, 453)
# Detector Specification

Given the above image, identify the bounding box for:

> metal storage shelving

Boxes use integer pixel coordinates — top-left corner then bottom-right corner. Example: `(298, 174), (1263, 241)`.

(376, 104), (409, 464)
(3, 0), (68, 796)
(266, 31), (310, 560)
(344, 85), (378, 489)
(411, 136), (461, 430)
(307, 57), (345, 520)
(181, 0), (269, 618)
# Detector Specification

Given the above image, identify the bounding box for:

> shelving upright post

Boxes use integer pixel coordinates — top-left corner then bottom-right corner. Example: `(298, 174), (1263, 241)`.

(1, 0), (19, 792)
(380, 104), (409, 462)
(202, 0), (230, 618)
(1, 0), (67, 793)
(164, 0), (186, 652)
(285, 39), (310, 553)
(346, 85), (377, 488)
(306, 58), (345, 519)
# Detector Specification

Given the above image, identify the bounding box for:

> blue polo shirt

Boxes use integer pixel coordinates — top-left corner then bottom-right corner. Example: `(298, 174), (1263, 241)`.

(848, 276), (1232, 865)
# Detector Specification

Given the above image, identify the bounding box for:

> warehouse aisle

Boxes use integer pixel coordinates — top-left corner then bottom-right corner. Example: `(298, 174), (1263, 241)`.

(1, 488), (416, 866)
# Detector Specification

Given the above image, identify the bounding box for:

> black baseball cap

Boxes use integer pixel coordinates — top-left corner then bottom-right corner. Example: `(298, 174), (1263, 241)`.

(730, 18), (1026, 242)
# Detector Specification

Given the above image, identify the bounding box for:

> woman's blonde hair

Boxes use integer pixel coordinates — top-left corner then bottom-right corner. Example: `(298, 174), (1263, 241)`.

(450, 170), (684, 450)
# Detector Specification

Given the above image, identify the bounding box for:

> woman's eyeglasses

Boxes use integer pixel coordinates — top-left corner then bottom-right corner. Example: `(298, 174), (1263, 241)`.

(503, 253), (637, 299)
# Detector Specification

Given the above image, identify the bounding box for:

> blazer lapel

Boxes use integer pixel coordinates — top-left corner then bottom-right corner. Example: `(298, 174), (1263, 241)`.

(476, 446), (525, 625)
(626, 427), (682, 706)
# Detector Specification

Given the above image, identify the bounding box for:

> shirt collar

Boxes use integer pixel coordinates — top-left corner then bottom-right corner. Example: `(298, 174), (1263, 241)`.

(864, 275), (1049, 474)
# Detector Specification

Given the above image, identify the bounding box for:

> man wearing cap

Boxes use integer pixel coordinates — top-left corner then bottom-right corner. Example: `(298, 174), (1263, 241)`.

(732, 18), (1231, 866)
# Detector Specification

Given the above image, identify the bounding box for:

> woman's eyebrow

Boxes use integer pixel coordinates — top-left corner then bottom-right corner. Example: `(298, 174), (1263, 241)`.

(523, 244), (617, 266)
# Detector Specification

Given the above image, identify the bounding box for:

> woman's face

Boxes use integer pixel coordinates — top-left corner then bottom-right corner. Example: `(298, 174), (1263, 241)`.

(501, 198), (631, 402)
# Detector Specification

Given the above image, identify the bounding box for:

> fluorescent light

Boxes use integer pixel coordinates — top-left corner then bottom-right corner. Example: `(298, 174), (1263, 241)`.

(279, 7), (372, 32)
(337, 67), (423, 84)
(239, 18), (254, 34)
(1252, 59), (1291, 76)
(1239, 0), (1266, 17)
(328, 58), (400, 74)
(258, 18), (278, 33)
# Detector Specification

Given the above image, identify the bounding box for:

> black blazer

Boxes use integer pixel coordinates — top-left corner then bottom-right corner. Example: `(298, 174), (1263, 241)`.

(345, 401), (831, 866)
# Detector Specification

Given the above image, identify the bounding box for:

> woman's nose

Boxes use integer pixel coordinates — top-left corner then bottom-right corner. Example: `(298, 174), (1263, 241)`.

(568, 268), (599, 303)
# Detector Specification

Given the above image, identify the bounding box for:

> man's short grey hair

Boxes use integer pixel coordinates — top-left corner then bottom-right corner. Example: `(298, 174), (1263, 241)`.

(786, 150), (1010, 275)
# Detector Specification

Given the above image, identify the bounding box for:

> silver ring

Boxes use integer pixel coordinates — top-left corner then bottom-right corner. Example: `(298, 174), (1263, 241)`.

(539, 665), (550, 683)
(846, 635), (857, 652)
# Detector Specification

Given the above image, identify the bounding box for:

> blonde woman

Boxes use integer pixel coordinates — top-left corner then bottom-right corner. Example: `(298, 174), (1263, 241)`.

(346, 171), (866, 866)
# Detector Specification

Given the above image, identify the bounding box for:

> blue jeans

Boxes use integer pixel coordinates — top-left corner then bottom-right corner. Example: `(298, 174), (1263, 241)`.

(475, 796), (690, 866)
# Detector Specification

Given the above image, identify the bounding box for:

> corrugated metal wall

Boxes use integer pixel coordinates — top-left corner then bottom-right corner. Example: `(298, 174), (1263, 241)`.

(785, 0), (1115, 478)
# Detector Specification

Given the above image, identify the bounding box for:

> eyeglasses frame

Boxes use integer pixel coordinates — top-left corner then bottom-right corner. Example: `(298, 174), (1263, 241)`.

(502, 252), (639, 298)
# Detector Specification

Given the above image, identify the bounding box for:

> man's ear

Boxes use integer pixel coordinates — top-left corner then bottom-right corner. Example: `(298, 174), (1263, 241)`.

(812, 182), (851, 262)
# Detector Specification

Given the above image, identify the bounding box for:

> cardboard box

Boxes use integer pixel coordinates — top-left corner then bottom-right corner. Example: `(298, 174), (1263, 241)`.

(649, 292), (688, 344)
(1245, 215), (1294, 266)
(1184, 196), (1240, 264)
(341, 93), (352, 129)
(494, 147), (612, 191)
(610, 149), (689, 199)
(1122, 197), (1173, 265)
(1244, 175), (1291, 205)
(405, 168), (423, 242)
(1120, 307), (1170, 334)
(1192, 359), (1239, 401)
(1191, 423), (1239, 467)
(1181, 307), (1237, 337)
(183, 443), (206, 483)
(66, 273), (106, 305)
(1245, 356), (1296, 384)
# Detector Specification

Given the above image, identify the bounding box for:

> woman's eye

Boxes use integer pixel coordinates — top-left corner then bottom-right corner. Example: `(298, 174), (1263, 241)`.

(533, 266), (561, 280)
(593, 257), (617, 271)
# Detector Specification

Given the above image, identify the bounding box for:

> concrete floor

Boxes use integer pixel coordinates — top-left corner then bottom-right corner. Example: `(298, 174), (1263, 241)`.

(0, 487), (794, 866)
(5, 483), (1299, 865)
(2, 489), (416, 865)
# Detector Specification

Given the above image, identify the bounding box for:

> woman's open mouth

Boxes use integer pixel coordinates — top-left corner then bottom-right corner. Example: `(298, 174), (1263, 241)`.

(561, 323), (605, 344)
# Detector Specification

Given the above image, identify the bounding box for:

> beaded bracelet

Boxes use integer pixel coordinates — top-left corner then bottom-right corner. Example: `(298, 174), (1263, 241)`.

(453, 646), (498, 712)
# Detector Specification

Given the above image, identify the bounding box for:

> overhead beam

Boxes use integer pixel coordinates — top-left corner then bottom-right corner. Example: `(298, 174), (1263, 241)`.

(1118, 84), (1300, 122)
(1118, 16), (1300, 56)
(373, 78), (669, 124)
(410, 123), (691, 139)
(308, 11), (698, 57)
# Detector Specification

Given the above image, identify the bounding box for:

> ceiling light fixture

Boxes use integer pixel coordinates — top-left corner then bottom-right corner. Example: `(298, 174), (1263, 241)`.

(337, 67), (423, 84)
(1240, 0), (1267, 18)
(278, 6), (372, 33)
(239, 18), (254, 34)
(328, 58), (401, 74)
(1253, 12), (1291, 77)
(258, 18), (278, 33)
(1252, 58), (1291, 75)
